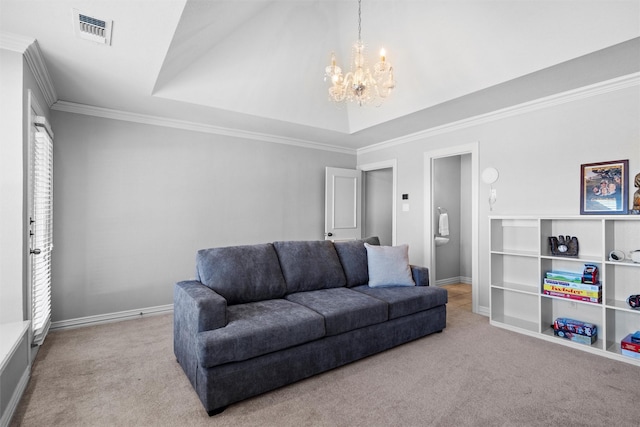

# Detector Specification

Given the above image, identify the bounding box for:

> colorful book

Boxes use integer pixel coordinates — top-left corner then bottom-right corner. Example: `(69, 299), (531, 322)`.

(543, 278), (601, 292)
(545, 271), (583, 283)
(542, 290), (601, 303)
(542, 283), (601, 298)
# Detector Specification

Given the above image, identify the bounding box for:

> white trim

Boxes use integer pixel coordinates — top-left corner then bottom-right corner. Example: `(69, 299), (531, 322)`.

(359, 72), (640, 155)
(357, 159), (398, 246)
(459, 275), (472, 285)
(0, 33), (58, 107)
(24, 41), (57, 107)
(476, 305), (490, 317)
(434, 276), (472, 286)
(51, 101), (356, 155)
(435, 277), (464, 287)
(50, 304), (174, 331)
(0, 32), (34, 52)
(424, 143), (479, 314)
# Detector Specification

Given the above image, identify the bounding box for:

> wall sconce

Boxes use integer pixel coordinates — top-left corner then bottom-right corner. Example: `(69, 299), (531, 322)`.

(481, 167), (499, 211)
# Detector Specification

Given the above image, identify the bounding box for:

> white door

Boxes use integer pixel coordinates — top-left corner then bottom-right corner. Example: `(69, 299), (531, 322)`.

(325, 167), (362, 241)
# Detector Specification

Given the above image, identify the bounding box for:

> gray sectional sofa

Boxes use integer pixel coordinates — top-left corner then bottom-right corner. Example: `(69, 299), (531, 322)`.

(173, 237), (447, 415)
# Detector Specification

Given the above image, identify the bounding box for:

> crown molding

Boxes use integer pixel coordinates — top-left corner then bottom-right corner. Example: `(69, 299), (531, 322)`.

(358, 72), (640, 155)
(0, 32), (34, 52)
(46, 72), (640, 156)
(0, 32), (58, 107)
(24, 40), (58, 107)
(51, 101), (356, 155)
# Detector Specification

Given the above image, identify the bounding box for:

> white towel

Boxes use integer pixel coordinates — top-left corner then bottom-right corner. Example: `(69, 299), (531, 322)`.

(439, 213), (449, 236)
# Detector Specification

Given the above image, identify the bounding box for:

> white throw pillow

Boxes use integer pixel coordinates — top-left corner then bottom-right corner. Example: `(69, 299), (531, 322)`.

(364, 243), (415, 287)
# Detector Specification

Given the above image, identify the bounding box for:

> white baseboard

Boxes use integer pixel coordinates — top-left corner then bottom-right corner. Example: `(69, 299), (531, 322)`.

(476, 305), (490, 317)
(434, 276), (468, 286)
(50, 304), (174, 331)
(1, 365), (30, 427)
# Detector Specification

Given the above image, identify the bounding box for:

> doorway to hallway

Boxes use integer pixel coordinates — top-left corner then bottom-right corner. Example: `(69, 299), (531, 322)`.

(424, 143), (479, 314)
(359, 160), (397, 246)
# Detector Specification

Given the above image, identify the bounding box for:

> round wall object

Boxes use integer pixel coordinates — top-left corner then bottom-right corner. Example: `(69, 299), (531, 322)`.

(481, 167), (499, 184)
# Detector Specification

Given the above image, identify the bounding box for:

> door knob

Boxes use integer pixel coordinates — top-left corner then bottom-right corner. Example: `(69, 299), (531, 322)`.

(30, 248), (41, 255)
(326, 232), (333, 237)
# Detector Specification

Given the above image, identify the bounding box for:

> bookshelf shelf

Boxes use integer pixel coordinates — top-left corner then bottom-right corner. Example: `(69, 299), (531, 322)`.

(489, 216), (640, 366)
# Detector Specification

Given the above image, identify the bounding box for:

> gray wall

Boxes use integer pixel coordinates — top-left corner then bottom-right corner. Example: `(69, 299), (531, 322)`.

(50, 111), (355, 321)
(358, 84), (640, 311)
(364, 168), (393, 245)
(0, 49), (25, 323)
(433, 156), (461, 282)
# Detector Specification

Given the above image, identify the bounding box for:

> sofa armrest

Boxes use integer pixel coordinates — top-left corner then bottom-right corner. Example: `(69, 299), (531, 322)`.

(410, 265), (430, 287)
(174, 280), (227, 333)
(174, 280), (227, 387)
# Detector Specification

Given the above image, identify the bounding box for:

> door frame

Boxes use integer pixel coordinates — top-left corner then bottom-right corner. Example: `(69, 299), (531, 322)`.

(357, 159), (397, 245)
(424, 143), (479, 314)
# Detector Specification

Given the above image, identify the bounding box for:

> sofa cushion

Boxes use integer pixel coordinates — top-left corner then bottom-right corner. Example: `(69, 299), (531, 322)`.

(285, 288), (388, 336)
(352, 284), (448, 319)
(333, 236), (380, 287)
(196, 243), (287, 305)
(273, 240), (347, 294)
(364, 243), (415, 287)
(196, 299), (325, 367)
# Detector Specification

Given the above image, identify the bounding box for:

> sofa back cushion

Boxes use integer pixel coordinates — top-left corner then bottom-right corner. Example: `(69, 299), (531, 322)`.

(273, 240), (347, 294)
(196, 243), (287, 305)
(333, 236), (380, 287)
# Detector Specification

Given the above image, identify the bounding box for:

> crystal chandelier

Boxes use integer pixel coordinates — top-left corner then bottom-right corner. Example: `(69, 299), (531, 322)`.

(324, 0), (395, 107)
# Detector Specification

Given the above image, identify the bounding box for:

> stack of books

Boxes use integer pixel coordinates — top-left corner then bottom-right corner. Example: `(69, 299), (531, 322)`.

(621, 331), (640, 359)
(543, 271), (601, 304)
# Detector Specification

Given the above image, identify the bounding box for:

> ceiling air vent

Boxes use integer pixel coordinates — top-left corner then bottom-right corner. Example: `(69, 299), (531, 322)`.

(72, 9), (112, 45)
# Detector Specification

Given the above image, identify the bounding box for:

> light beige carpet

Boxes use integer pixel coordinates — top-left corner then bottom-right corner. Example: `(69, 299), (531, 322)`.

(10, 305), (640, 427)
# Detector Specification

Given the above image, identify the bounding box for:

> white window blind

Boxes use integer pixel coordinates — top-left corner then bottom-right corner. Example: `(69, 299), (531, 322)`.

(31, 125), (53, 345)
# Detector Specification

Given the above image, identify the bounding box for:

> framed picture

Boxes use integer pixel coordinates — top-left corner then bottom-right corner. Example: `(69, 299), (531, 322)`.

(580, 159), (629, 215)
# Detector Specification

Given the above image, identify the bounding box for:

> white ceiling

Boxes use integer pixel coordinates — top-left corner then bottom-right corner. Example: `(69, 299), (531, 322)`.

(1, 0), (639, 150)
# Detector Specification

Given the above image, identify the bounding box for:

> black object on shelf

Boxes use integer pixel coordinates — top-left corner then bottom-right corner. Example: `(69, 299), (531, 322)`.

(549, 235), (579, 257)
(627, 294), (640, 310)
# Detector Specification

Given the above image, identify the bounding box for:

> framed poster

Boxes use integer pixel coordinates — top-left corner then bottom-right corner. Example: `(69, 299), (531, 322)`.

(580, 159), (629, 215)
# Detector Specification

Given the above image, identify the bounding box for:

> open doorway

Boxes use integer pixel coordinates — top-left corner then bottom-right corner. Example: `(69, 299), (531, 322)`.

(424, 143), (479, 314)
(359, 160), (397, 246)
(433, 154), (472, 311)
(363, 168), (393, 245)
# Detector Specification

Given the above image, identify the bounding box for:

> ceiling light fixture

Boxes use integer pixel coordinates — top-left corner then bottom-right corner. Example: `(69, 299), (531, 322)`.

(324, 0), (395, 107)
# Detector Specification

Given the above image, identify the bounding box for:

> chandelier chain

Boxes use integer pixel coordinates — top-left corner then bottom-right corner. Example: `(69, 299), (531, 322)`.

(357, 0), (362, 41)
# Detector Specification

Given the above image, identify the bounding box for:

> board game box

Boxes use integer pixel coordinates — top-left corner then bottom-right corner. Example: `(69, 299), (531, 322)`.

(621, 349), (640, 359)
(553, 317), (598, 345)
(621, 333), (640, 353)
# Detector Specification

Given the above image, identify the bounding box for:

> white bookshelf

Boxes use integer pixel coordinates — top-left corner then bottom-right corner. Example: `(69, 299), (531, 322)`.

(490, 216), (640, 366)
